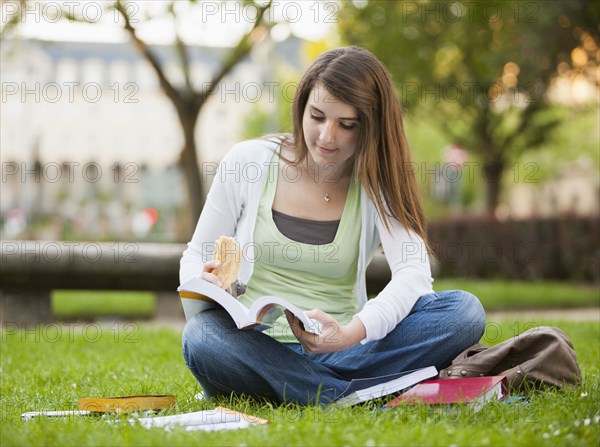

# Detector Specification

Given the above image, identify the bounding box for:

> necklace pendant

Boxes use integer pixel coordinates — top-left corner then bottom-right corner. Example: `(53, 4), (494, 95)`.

(324, 194), (330, 203)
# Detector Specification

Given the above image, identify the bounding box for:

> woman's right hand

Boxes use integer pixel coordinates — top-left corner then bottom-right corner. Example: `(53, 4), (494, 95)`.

(199, 260), (222, 288)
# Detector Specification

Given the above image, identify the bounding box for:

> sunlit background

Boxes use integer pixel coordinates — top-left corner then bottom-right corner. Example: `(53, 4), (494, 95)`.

(1, 5), (599, 444)
(1, 0), (598, 255)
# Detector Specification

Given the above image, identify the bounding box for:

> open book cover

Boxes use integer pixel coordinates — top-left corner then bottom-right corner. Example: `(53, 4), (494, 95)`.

(79, 395), (176, 413)
(178, 277), (321, 334)
(384, 375), (508, 412)
(333, 366), (439, 407)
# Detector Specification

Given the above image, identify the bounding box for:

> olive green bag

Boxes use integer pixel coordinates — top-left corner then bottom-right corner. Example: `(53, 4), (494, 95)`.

(439, 326), (582, 392)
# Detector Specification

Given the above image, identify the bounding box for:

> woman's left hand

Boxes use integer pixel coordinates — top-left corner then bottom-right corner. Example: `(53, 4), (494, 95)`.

(285, 309), (366, 354)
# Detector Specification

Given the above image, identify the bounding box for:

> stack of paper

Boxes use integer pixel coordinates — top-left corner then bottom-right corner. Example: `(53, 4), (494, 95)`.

(127, 406), (269, 432)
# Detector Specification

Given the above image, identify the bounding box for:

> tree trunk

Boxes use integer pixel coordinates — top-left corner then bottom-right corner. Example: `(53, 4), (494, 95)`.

(482, 159), (504, 218)
(178, 115), (203, 238)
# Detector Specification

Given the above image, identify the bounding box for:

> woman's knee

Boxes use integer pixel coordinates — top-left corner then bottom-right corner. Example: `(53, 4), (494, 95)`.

(429, 289), (485, 345)
(448, 289), (486, 342)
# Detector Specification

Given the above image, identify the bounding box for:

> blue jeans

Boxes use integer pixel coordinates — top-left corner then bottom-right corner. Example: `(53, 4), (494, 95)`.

(182, 290), (485, 405)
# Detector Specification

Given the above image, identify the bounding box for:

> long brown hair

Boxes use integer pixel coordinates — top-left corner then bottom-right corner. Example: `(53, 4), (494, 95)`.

(289, 46), (428, 243)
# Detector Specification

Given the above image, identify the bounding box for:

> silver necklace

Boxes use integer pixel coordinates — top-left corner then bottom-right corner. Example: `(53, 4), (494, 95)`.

(319, 175), (345, 202)
(305, 161), (347, 203)
(321, 182), (341, 202)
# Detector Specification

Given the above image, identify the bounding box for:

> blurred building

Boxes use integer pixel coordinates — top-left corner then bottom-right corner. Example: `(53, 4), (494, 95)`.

(506, 156), (600, 219)
(0, 37), (302, 240)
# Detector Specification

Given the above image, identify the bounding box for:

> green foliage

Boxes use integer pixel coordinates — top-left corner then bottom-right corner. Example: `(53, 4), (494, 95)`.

(242, 100), (293, 140)
(403, 104), (599, 217)
(242, 62), (296, 139)
(1, 321), (598, 446)
(514, 104), (600, 182)
(404, 110), (485, 217)
(339, 0), (591, 109)
(338, 0), (598, 212)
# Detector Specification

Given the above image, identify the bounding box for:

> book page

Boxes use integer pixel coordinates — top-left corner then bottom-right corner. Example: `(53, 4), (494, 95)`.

(251, 296), (321, 334)
(178, 278), (251, 327)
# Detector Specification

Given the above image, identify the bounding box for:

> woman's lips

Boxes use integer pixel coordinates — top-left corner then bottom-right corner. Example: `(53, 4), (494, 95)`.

(317, 145), (336, 154)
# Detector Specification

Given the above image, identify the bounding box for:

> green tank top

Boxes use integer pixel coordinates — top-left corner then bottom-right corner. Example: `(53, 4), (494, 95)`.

(238, 150), (362, 342)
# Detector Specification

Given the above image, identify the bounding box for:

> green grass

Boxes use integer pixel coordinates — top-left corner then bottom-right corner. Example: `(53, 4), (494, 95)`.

(51, 280), (599, 320)
(434, 279), (599, 310)
(1, 320), (598, 446)
(51, 291), (156, 319)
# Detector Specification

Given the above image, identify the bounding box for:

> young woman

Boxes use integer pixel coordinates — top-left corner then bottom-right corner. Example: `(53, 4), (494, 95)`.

(181, 46), (485, 405)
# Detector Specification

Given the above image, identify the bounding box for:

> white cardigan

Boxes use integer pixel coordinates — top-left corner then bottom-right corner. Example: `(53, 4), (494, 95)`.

(180, 139), (434, 344)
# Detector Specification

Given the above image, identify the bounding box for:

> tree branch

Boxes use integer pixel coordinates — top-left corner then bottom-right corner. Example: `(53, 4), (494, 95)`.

(114, 0), (183, 110)
(168, 1), (194, 95)
(200, 0), (274, 110)
(504, 101), (562, 152)
(0, 0), (26, 37)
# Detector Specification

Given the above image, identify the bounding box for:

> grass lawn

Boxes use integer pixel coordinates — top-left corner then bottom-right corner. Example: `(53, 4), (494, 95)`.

(51, 291), (156, 319)
(1, 320), (598, 447)
(433, 279), (599, 311)
(51, 280), (599, 320)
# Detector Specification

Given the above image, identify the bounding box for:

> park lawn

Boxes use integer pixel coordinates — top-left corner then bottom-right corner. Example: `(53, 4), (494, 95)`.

(433, 279), (599, 311)
(51, 291), (156, 319)
(1, 320), (598, 447)
(51, 280), (599, 320)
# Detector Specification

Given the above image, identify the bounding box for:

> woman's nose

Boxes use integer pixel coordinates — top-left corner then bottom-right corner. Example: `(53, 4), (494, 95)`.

(320, 121), (336, 145)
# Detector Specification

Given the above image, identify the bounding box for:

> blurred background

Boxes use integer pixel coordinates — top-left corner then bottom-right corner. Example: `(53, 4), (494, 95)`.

(1, 0), (598, 320)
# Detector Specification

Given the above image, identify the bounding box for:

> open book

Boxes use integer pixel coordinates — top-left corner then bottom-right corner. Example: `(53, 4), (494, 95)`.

(23, 406), (269, 432)
(333, 366), (438, 407)
(178, 277), (321, 334)
(128, 406), (269, 432)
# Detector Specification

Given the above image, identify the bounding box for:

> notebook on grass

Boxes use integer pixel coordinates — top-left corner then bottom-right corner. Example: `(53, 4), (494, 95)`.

(384, 375), (508, 413)
(333, 366), (438, 407)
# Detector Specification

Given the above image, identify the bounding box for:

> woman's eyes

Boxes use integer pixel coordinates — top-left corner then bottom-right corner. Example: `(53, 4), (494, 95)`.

(310, 114), (356, 130)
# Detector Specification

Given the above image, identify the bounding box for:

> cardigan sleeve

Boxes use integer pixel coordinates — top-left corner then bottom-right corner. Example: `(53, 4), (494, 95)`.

(179, 139), (278, 284)
(354, 213), (434, 343)
(179, 145), (245, 284)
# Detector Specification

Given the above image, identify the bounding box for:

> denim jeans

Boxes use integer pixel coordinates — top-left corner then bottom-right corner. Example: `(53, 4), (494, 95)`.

(182, 290), (485, 405)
